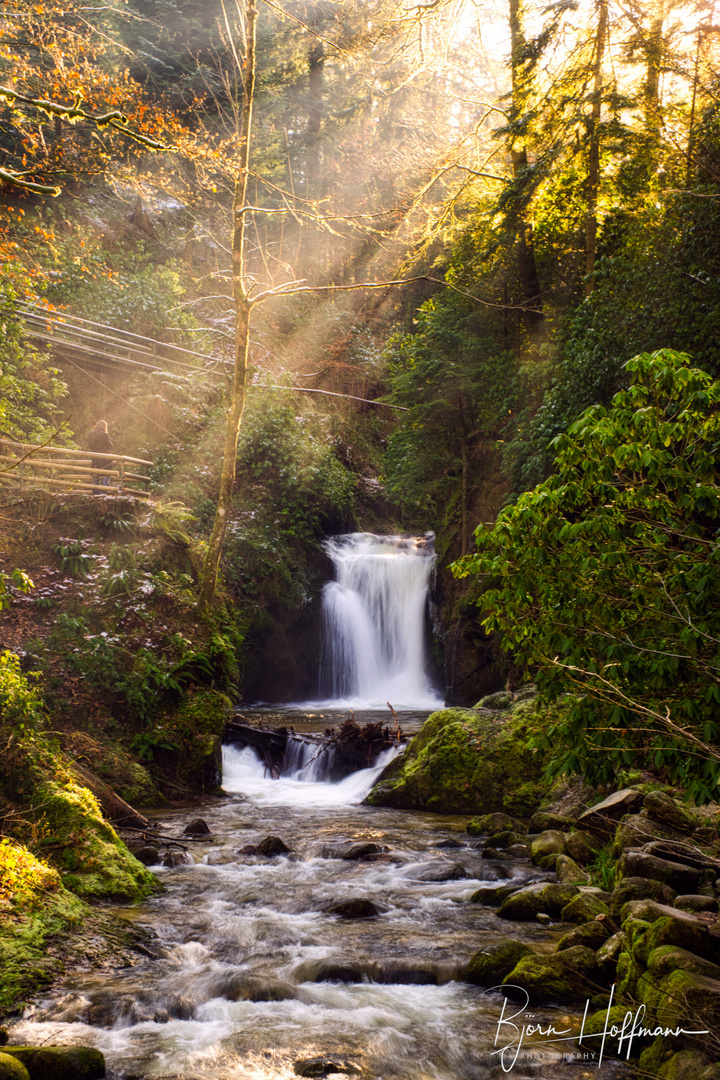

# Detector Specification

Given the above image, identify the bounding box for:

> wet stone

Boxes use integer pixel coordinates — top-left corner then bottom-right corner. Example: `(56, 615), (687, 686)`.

(238, 844), (259, 855)
(134, 845), (160, 866)
(294, 1059), (359, 1077)
(320, 841), (383, 860)
(411, 861), (468, 882)
(162, 850), (190, 868)
(434, 838), (463, 849)
(325, 899), (380, 919)
(257, 835), (292, 856)
(183, 817), (211, 836)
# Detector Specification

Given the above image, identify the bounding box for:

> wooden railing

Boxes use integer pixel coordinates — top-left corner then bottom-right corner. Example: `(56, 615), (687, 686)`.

(0, 439), (153, 498)
(19, 305), (232, 379)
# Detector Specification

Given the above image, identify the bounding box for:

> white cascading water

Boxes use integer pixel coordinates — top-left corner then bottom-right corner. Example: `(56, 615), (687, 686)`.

(317, 532), (443, 710)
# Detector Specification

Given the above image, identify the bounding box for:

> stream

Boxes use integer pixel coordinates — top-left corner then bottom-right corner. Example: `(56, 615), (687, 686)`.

(9, 724), (630, 1080)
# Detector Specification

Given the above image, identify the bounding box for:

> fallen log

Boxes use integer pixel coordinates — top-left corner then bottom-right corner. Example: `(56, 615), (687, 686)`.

(69, 762), (149, 830)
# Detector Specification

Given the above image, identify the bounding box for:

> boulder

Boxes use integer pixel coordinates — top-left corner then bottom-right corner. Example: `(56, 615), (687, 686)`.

(565, 831), (604, 865)
(325, 899), (379, 919)
(620, 901), (711, 961)
(580, 1006), (649, 1057)
(183, 817), (211, 836)
(466, 940), (535, 986)
(700, 1066), (720, 1080)
(658, 1052), (714, 1080)
(503, 945), (600, 1004)
(609, 877), (676, 920)
(257, 836), (291, 857)
(294, 1058), (358, 1077)
(162, 850), (190, 868)
(655, 969), (720, 1031)
(675, 895), (719, 914)
(647, 945), (720, 981)
(507, 844), (531, 859)
(476, 691), (514, 710)
(466, 813), (527, 836)
(530, 830), (566, 862)
(613, 813), (673, 857)
(321, 841), (383, 860)
(480, 847), (511, 860)
(411, 861), (467, 882)
(1, 1047), (105, 1080)
(617, 851), (700, 894)
(365, 707), (549, 816)
(643, 792), (699, 833)
(294, 959), (382, 983)
(497, 882), (580, 921)
(561, 893), (610, 923)
(0, 1055), (29, 1080)
(556, 920), (611, 952)
(529, 811), (576, 832)
(133, 845), (160, 866)
(470, 883), (524, 906)
(596, 932), (626, 979)
(556, 855), (589, 884)
(577, 789), (645, 836)
(434, 838), (463, 849)
(486, 830), (527, 849)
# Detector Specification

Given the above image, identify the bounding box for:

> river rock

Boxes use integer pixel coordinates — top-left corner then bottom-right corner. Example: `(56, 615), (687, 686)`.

(365, 707), (548, 816)
(325, 899), (379, 919)
(655, 970), (720, 1030)
(620, 901), (711, 959)
(378, 960), (445, 984)
(613, 813), (672, 856)
(675, 894), (719, 913)
(294, 1058), (359, 1077)
(257, 836), (291, 857)
(434, 838), (463, 848)
(596, 932), (626, 979)
(529, 812), (575, 832)
(486, 830), (527, 849)
(556, 920), (611, 952)
(1, 1046), (105, 1080)
(657, 1051), (714, 1080)
(647, 945), (720, 981)
(466, 940), (535, 986)
(183, 817), (211, 836)
(497, 882), (580, 921)
(476, 691), (514, 710)
(0, 1055), (29, 1080)
(643, 791), (699, 833)
(502, 945), (600, 1004)
(238, 844), (259, 855)
(617, 851), (700, 893)
(466, 813), (527, 836)
(321, 841), (383, 860)
(295, 959), (382, 983)
(162, 850), (190, 868)
(555, 855), (589, 883)
(560, 893), (609, 923)
(565, 830), (604, 865)
(411, 861), (467, 882)
(577, 789), (645, 836)
(470, 883), (524, 906)
(134, 844), (160, 866)
(608, 876), (676, 920)
(507, 844), (531, 858)
(530, 830), (566, 862)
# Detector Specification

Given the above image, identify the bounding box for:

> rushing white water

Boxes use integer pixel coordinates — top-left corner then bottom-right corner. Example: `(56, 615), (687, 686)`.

(222, 744), (402, 807)
(315, 533), (443, 710)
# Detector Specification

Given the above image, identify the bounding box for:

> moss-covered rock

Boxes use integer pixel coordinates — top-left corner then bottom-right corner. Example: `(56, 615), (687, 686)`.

(647, 945), (720, 981)
(365, 705), (549, 815)
(497, 882), (580, 921)
(556, 920), (611, 952)
(643, 792), (699, 834)
(556, 855), (589, 883)
(466, 940), (535, 986)
(466, 813), (526, 836)
(617, 851), (700, 894)
(502, 945), (600, 1004)
(580, 1006), (648, 1057)
(612, 814), (673, 857)
(609, 877), (676, 921)
(560, 893), (609, 923)
(2, 1046), (105, 1080)
(655, 969), (720, 1030)
(616, 950), (639, 998)
(565, 831), (603, 865)
(530, 830), (566, 862)
(658, 1051), (713, 1080)
(0, 1053), (29, 1080)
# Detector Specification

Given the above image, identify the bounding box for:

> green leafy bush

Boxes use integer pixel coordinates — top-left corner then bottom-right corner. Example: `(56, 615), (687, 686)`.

(453, 350), (720, 802)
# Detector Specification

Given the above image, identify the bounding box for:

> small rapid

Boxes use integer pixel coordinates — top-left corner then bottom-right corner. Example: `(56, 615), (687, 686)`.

(9, 729), (629, 1080)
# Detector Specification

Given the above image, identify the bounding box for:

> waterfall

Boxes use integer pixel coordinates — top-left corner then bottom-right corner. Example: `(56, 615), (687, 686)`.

(318, 532), (443, 710)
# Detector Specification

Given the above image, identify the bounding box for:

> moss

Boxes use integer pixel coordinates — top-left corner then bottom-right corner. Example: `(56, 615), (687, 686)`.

(0, 1054), (29, 1080)
(616, 950), (640, 999)
(657, 1051), (713, 1080)
(466, 940), (534, 986)
(0, 840), (87, 1018)
(560, 893), (610, 923)
(35, 779), (157, 901)
(153, 688), (230, 793)
(502, 945), (600, 1005)
(365, 703), (550, 815)
(580, 1005), (648, 1057)
(2, 1046), (105, 1080)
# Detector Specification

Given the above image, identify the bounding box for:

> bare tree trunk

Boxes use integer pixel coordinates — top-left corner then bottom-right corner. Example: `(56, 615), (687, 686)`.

(585, 0), (608, 296)
(198, 0), (257, 613)
(508, 0), (543, 334)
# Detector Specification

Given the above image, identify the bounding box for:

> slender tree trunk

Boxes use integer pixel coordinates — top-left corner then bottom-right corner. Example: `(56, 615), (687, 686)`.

(508, 0), (543, 333)
(585, 0), (608, 296)
(198, 0), (257, 613)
